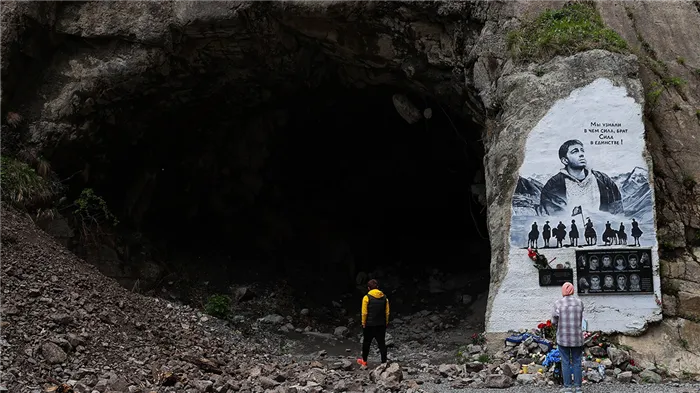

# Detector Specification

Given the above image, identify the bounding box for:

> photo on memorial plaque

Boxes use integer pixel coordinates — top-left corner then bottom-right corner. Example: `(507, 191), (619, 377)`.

(614, 255), (627, 271)
(589, 256), (599, 270)
(509, 83), (656, 250)
(575, 248), (654, 295)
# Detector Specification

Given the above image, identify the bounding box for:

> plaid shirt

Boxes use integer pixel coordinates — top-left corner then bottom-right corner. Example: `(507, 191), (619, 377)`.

(552, 295), (584, 347)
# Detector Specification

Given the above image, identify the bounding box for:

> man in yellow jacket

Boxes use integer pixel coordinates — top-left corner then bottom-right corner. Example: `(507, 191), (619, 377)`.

(357, 279), (390, 367)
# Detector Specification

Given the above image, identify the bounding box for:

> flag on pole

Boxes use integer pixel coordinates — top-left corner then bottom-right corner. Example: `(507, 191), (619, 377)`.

(572, 205), (582, 216)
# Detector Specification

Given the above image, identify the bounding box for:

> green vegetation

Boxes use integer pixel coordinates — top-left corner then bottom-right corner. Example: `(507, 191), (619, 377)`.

(477, 353), (491, 363)
(676, 57), (685, 65)
(205, 294), (232, 319)
(682, 173), (697, 190)
(663, 76), (687, 87)
(646, 77), (687, 106)
(74, 188), (119, 227)
(470, 332), (487, 345)
(72, 188), (119, 245)
(507, 3), (628, 62)
(647, 82), (664, 105)
(679, 338), (689, 350)
(618, 343), (633, 351)
(0, 156), (55, 208)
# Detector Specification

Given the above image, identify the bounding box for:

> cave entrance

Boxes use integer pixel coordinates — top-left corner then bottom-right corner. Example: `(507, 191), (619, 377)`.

(62, 77), (489, 317)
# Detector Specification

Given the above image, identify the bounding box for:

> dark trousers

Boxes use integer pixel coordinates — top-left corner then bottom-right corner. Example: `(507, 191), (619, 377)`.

(362, 325), (387, 362)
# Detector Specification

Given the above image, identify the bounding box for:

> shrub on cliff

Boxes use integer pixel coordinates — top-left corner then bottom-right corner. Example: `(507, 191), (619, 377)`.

(72, 188), (119, 246)
(0, 156), (57, 209)
(507, 3), (628, 62)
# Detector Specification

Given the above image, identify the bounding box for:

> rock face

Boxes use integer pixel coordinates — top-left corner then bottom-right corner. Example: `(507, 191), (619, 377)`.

(1, 0), (699, 371)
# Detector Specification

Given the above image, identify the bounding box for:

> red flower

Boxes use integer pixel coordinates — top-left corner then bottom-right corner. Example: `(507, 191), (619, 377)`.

(538, 323), (545, 329)
(528, 248), (537, 260)
(630, 359), (636, 366)
(546, 320), (552, 327)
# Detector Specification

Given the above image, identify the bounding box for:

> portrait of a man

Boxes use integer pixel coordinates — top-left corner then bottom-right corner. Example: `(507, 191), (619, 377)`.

(616, 275), (627, 291)
(539, 140), (623, 215)
(603, 275), (615, 289)
(628, 255), (639, 269)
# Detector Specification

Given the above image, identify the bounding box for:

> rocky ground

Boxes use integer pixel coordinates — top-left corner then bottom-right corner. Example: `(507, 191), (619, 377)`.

(2, 202), (700, 393)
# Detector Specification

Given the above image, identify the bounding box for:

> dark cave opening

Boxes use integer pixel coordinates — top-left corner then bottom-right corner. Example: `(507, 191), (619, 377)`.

(54, 80), (490, 312)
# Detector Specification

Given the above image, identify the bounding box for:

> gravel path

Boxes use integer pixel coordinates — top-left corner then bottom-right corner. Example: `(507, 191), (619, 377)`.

(420, 382), (700, 393)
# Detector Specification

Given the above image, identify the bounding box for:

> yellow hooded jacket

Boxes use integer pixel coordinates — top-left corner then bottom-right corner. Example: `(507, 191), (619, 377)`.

(361, 289), (390, 327)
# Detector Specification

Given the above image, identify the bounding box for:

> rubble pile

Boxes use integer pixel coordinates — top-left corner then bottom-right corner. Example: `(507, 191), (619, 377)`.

(423, 329), (675, 390)
(0, 203), (685, 392)
(0, 205), (416, 393)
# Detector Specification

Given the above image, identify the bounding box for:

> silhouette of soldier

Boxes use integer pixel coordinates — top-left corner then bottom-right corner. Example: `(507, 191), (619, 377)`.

(603, 221), (616, 246)
(569, 219), (579, 247)
(528, 222), (540, 248)
(618, 222), (627, 245)
(584, 218), (597, 245)
(543, 221), (551, 248)
(631, 219), (643, 246)
(556, 221), (567, 248)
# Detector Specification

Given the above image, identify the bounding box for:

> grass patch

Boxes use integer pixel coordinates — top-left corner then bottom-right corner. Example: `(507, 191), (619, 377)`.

(676, 57), (685, 65)
(647, 82), (664, 105)
(0, 156), (56, 208)
(205, 294), (232, 319)
(663, 76), (687, 87)
(477, 353), (491, 363)
(646, 77), (688, 106)
(507, 3), (628, 62)
(618, 343), (633, 351)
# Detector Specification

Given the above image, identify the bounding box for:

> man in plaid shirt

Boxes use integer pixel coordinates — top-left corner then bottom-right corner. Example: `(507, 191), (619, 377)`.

(552, 282), (584, 393)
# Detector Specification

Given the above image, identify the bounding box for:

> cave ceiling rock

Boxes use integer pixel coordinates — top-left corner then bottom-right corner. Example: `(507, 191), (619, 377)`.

(2, 1), (497, 145)
(392, 94), (422, 125)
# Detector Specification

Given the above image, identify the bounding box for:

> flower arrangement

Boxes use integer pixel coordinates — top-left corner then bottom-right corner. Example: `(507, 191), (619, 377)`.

(527, 248), (553, 270)
(470, 332), (486, 345)
(537, 319), (557, 341)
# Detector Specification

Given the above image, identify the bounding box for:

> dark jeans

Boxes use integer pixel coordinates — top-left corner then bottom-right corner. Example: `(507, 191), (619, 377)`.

(362, 325), (387, 363)
(559, 345), (583, 388)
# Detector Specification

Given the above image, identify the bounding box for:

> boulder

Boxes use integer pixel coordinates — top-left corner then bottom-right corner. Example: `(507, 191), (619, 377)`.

(41, 342), (67, 364)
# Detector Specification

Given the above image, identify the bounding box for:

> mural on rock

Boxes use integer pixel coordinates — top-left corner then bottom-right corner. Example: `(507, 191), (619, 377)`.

(511, 84), (655, 251)
(487, 77), (661, 334)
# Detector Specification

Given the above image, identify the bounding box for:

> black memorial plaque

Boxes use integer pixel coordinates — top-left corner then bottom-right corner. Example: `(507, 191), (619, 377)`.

(539, 268), (574, 287)
(575, 248), (654, 295)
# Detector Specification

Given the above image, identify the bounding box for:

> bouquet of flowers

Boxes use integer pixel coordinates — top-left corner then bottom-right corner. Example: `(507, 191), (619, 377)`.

(537, 319), (557, 341)
(470, 332), (486, 345)
(527, 248), (551, 270)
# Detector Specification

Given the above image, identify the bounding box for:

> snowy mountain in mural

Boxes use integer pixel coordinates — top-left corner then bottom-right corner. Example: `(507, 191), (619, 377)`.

(511, 164), (654, 248)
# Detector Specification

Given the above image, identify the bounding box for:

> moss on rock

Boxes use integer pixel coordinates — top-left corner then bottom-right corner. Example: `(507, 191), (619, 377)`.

(507, 3), (628, 63)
